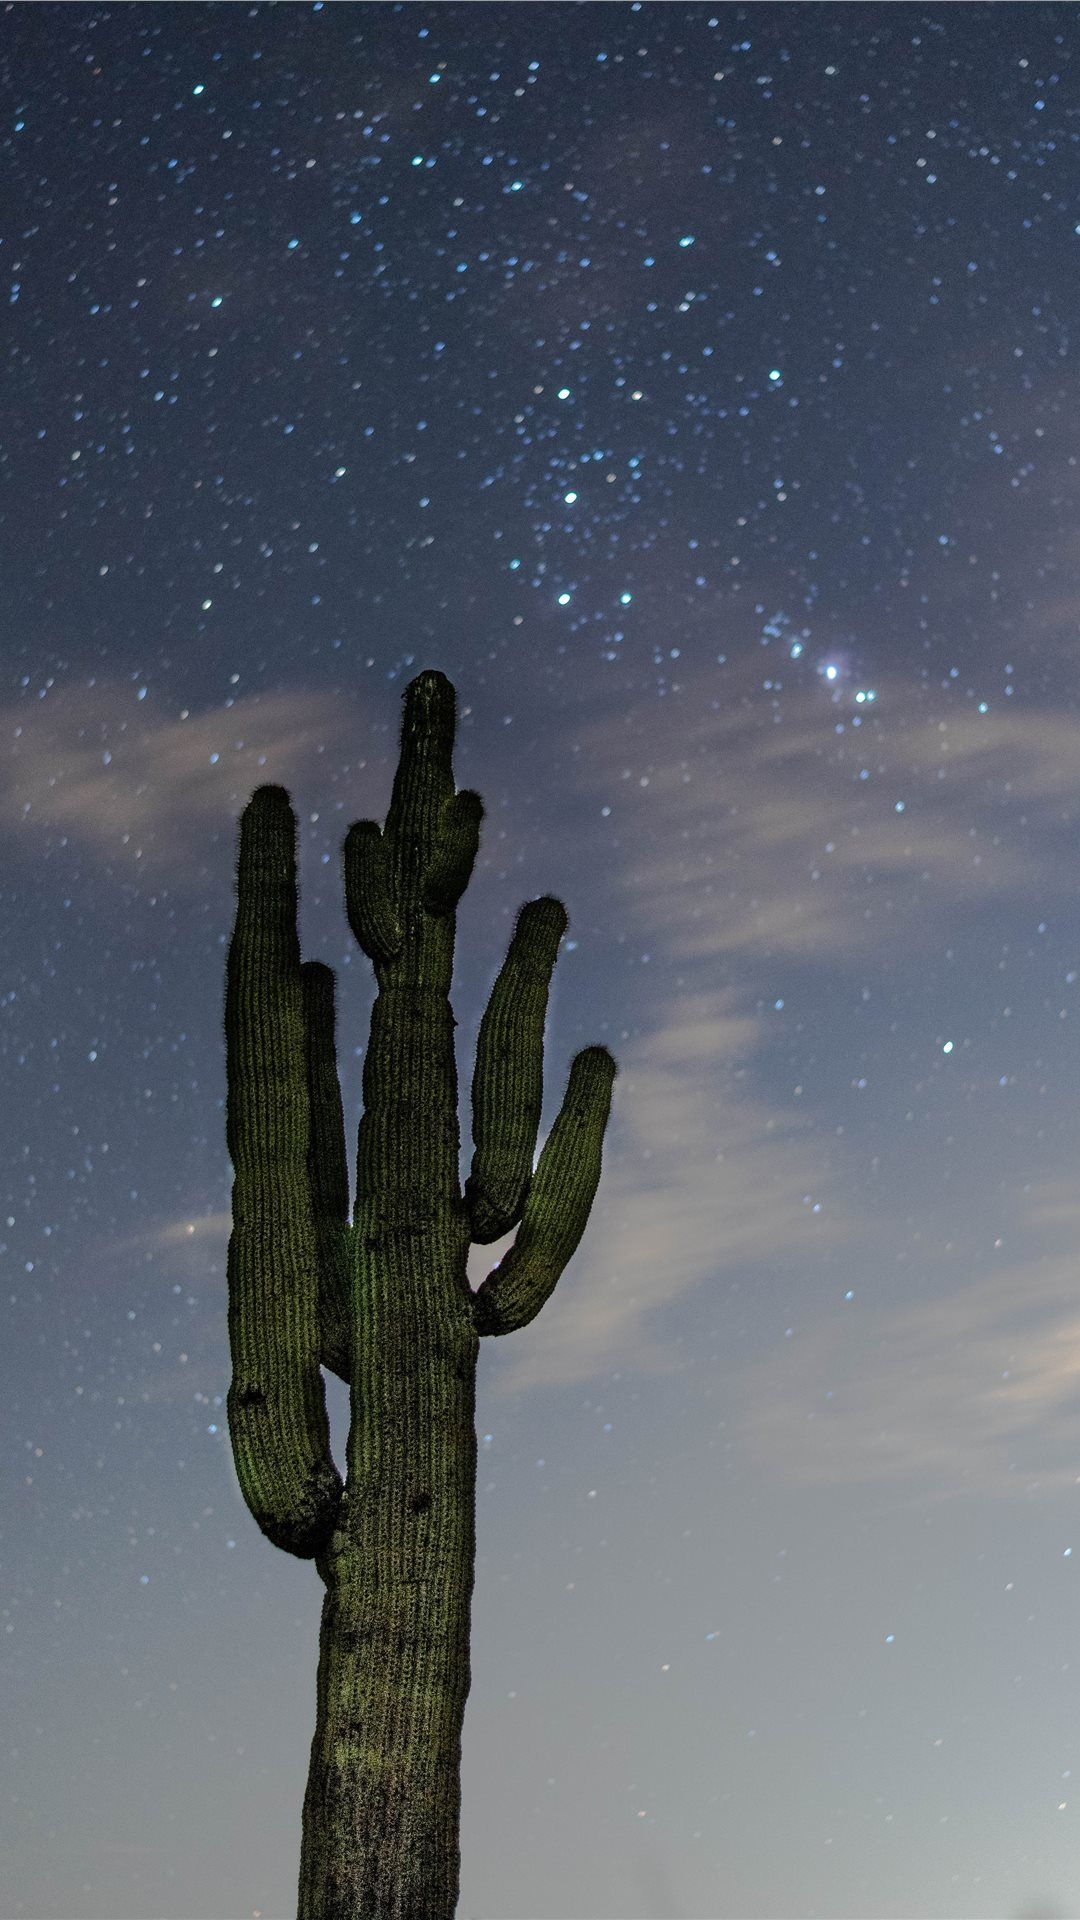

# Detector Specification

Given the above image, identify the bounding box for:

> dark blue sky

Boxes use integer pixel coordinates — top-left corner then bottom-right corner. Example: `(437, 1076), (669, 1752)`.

(5, 6), (1080, 1917)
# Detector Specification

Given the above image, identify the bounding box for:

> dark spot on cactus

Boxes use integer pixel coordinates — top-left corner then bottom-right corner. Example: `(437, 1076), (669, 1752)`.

(236, 1384), (265, 1410)
(409, 1491), (432, 1515)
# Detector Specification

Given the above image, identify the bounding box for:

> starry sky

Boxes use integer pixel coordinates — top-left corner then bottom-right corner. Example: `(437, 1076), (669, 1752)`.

(7, 3), (1080, 1917)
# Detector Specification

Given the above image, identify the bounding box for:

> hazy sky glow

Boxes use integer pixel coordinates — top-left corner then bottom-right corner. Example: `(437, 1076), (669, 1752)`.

(6, 5), (1080, 1917)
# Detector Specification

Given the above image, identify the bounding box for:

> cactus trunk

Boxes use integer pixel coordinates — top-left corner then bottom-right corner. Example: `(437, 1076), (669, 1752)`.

(225, 670), (617, 1917)
(298, 1258), (477, 1920)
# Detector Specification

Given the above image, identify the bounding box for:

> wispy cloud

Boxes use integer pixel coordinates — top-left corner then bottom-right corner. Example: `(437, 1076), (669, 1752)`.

(737, 1178), (1080, 1503)
(0, 680), (359, 880)
(474, 987), (851, 1398)
(478, 656), (1080, 1414)
(571, 654), (1080, 963)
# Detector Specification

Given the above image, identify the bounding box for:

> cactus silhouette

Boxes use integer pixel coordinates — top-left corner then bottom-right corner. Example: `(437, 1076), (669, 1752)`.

(224, 669), (617, 1919)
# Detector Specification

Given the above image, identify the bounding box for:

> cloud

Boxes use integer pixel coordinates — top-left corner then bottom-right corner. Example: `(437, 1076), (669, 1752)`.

(473, 987), (851, 1398)
(570, 654), (1080, 964)
(736, 1179), (1080, 1502)
(0, 680), (359, 882)
(15, 653), (1077, 953)
(473, 656), (1080, 1413)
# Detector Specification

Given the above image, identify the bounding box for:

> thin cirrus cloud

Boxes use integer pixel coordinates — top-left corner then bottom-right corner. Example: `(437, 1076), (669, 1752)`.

(504, 656), (1080, 1466)
(471, 984), (852, 1399)
(0, 679), (358, 875)
(560, 655), (1080, 1500)
(735, 1177), (1080, 1504)
(570, 654), (1080, 964)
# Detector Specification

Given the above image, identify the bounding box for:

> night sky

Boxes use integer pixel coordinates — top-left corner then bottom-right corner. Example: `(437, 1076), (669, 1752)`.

(6, 4), (1080, 1917)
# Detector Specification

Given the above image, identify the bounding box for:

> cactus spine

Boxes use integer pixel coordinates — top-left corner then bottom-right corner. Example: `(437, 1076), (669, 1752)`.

(224, 670), (617, 1919)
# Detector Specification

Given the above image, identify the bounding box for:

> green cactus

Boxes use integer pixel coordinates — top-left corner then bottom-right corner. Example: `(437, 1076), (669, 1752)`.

(224, 669), (617, 1919)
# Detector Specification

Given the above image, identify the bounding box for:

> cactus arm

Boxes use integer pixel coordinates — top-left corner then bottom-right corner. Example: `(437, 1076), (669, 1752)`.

(225, 785), (344, 1559)
(471, 1044), (618, 1336)
(423, 788), (484, 915)
(301, 961), (352, 1383)
(344, 820), (402, 964)
(465, 896), (568, 1244)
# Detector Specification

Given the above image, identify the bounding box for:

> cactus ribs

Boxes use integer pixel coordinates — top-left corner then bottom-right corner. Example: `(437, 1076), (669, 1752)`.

(224, 669), (617, 1919)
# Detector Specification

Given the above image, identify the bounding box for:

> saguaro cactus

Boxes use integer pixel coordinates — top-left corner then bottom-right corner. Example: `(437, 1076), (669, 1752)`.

(224, 669), (617, 1919)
